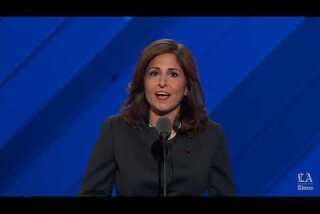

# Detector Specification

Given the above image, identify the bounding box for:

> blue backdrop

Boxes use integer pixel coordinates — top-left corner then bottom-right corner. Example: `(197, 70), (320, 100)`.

(0, 17), (319, 196)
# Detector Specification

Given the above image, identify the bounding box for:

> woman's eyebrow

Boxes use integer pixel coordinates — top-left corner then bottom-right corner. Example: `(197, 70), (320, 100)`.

(147, 66), (160, 70)
(147, 67), (181, 72)
(167, 67), (181, 72)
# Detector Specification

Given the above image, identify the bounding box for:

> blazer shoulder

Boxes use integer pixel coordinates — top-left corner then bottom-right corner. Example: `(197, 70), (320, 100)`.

(206, 119), (224, 136)
(102, 114), (128, 131)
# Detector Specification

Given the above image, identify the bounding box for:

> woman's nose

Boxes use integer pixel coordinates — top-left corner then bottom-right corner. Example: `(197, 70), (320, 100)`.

(158, 74), (167, 87)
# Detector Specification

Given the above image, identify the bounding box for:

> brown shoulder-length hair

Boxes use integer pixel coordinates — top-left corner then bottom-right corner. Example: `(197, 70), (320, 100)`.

(120, 38), (209, 135)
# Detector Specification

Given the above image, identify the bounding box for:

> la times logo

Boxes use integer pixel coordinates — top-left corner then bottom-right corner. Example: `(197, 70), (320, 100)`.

(297, 172), (314, 191)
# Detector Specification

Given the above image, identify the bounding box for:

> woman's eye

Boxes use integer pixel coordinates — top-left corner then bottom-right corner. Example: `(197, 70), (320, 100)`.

(147, 70), (158, 77)
(169, 71), (178, 78)
(149, 71), (158, 76)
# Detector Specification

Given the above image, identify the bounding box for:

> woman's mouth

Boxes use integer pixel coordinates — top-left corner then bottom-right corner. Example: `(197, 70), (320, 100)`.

(155, 91), (171, 100)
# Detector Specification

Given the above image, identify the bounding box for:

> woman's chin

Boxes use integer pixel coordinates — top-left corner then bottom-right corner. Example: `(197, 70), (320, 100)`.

(153, 109), (171, 116)
(151, 105), (179, 116)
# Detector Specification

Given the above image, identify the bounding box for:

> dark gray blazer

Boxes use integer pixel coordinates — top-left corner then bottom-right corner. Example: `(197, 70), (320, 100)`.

(80, 115), (236, 197)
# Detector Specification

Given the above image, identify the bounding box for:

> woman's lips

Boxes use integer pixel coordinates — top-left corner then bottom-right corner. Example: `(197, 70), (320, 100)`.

(155, 91), (170, 100)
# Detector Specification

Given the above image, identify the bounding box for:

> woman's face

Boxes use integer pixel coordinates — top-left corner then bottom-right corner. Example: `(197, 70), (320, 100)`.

(144, 53), (187, 116)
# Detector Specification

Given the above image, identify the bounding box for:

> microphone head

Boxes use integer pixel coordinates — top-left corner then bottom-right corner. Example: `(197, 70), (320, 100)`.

(155, 116), (172, 139)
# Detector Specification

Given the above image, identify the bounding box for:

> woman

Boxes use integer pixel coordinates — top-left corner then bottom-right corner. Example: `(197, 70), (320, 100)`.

(80, 39), (236, 196)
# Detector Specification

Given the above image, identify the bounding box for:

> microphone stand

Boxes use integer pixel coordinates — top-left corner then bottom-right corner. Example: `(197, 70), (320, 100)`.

(160, 133), (169, 197)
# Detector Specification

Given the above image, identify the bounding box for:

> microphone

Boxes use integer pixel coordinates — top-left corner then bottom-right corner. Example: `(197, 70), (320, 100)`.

(155, 116), (172, 140)
(155, 116), (172, 197)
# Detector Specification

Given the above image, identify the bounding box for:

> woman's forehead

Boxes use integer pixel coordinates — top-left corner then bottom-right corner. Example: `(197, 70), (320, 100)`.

(148, 53), (181, 68)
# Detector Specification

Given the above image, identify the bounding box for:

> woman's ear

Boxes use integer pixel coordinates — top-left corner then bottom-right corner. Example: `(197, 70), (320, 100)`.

(184, 88), (188, 96)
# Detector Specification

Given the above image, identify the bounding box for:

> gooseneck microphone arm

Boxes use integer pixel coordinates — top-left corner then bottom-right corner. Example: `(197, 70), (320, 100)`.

(160, 133), (169, 197)
(155, 116), (172, 197)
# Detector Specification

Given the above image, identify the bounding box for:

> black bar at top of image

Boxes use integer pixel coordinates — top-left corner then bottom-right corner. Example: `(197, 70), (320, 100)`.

(1, 4), (320, 16)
